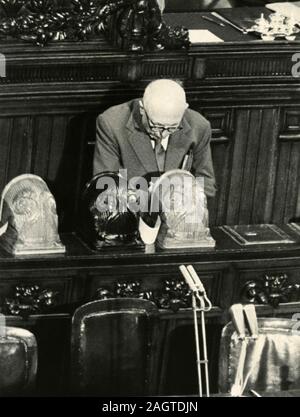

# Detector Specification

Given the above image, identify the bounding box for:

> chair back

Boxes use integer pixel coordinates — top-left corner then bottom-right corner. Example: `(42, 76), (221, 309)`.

(71, 298), (159, 396)
(219, 317), (300, 394)
(0, 327), (37, 396)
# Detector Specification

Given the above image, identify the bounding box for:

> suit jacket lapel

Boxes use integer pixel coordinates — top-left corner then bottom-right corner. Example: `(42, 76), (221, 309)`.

(128, 130), (158, 173)
(126, 100), (158, 173)
(165, 117), (193, 171)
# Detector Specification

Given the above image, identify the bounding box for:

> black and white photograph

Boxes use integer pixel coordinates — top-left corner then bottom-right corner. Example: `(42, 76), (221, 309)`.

(0, 0), (300, 405)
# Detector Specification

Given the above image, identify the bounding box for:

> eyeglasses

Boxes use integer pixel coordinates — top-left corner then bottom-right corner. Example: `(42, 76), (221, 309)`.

(146, 113), (181, 134)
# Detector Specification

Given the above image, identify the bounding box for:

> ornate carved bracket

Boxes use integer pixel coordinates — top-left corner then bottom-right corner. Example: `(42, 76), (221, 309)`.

(3, 284), (59, 318)
(95, 278), (192, 312)
(0, 0), (189, 49)
(155, 279), (192, 312)
(241, 273), (300, 308)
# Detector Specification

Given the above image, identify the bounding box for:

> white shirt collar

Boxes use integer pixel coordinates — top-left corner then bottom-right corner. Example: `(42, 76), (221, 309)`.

(150, 135), (169, 151)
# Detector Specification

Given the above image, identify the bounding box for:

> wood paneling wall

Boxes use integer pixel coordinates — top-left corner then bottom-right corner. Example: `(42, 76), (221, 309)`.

(0, 41), (300, 231)
(0, 105), (299, 230)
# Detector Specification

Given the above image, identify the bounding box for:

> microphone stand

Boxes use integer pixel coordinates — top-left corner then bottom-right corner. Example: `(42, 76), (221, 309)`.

(179, 264), (212, 397)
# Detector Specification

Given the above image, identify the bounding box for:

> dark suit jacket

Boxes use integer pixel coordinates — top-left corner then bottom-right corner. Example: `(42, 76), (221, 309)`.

(93, 99), (216, 197)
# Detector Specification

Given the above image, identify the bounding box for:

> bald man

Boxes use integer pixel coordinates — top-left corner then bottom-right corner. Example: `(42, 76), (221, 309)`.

(93, 79), (216, 197)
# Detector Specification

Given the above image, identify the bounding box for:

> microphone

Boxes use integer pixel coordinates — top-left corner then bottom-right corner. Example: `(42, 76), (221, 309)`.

(187, 265), (206, 294)
(179, 264), (211, 397)
(179, 265), (198, 291)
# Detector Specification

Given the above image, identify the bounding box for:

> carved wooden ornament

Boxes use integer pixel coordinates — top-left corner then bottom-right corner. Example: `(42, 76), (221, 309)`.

(0, 174), (65, 255)
(151, 169), (215, 249)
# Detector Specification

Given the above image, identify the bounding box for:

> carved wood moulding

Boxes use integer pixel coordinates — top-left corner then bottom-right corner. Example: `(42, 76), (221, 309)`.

(0, 0), (189, 50)
(2, 284), (59, 317)
(94, 278), (192, 312)
(0, 51), (299, 86)
(205, 56), (295, 79)
(0, 56), (299, 86)
(241, 273), (300, 308)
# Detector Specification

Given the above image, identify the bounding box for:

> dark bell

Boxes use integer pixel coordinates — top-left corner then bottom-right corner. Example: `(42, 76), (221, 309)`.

(79, 172), (141, 250)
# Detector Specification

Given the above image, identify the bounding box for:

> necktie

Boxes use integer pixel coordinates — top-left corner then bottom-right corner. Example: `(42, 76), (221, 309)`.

(154, 139), (165, 172)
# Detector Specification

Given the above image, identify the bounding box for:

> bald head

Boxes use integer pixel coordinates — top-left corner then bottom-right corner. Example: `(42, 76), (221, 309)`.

(142, 79), (188, 125)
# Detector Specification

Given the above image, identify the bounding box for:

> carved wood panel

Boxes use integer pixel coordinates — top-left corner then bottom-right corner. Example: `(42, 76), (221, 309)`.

(200, 108), (233, 226)
(0, 272), (74, 310)
(273, 141), (300, 223)
(233, 266), (300, 307)
(225, 108), (281, 225)
(273, 107), (300, 223)
(206, 55), (293, 79)
(87, 263), (225, 309)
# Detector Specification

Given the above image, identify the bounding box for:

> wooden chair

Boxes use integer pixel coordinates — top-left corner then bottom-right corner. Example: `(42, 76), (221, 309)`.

(0, 327), (37, 396)
(71, 298), (159, 396)
(219, 317), (300, 395)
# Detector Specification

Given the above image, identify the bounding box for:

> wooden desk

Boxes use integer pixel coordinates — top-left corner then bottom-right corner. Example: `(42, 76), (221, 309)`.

(1, 228), (300, 395)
